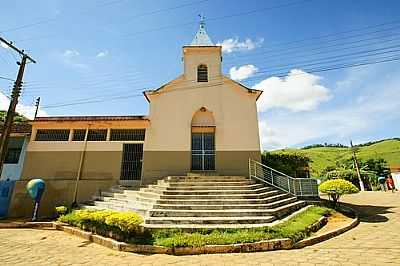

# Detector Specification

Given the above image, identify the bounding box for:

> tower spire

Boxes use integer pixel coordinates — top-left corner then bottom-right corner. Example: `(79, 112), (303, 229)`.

(190, 14), (214, 46)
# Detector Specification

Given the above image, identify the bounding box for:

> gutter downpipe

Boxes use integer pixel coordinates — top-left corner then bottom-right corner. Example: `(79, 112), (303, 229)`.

(72, 126), (89, 207)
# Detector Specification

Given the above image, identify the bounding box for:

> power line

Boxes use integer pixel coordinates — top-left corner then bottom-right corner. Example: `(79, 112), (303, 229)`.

(225, 25), (400, 63)
(0, 76), (14, 81)
(122, 0), (311, 37)
(38, 54), (400, 110)
(236, 19), (400, 53)
(246, 44), (400, 75)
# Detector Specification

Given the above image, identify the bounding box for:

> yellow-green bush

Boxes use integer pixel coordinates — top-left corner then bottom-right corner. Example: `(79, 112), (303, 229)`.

(58, 209), (143, 234)
(55, 206), (68, 216)
(105, 212), (144, 233)
(319, 179), (359, 207)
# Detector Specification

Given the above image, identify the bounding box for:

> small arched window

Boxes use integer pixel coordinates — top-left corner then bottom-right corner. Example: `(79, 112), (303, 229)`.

(197, 64), (208, 82)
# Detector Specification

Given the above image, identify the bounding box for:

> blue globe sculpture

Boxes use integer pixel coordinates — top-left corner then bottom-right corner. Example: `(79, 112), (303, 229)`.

(26, 179), (46, 221)
(26, 179), (46, 201)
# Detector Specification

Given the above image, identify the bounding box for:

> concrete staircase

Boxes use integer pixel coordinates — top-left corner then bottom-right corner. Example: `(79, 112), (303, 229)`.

(81, 175), (307, 229)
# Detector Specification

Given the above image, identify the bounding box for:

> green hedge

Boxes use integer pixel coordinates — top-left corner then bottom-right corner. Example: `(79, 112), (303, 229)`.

(58, 210), (146, 242)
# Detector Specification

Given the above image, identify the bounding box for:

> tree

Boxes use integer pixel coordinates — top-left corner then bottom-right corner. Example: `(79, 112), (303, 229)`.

(261, 152), (311, 177)
(319, 179), (359, 208)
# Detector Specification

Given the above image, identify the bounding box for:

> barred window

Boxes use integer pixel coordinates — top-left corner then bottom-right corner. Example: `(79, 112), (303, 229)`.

(4, 137), (24, 164)
(35, 129), (70, 141)
(110, 129), (145, 141)
(5, 148), (22, 164)
(72, 129), (86, 141)
(87, 129), (107, 141)
(197, 64), (208, 82)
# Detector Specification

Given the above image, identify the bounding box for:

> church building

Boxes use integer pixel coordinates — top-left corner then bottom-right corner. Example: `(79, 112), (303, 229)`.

(9, 21), (263, 217)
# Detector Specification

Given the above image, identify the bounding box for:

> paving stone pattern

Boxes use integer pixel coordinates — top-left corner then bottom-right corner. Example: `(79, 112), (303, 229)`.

(0, 191), (399, 265)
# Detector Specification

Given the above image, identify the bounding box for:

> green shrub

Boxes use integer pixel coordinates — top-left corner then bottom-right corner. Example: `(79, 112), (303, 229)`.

(319, 179), (359, 208)
(58, 210), (143, 235)
(55, 206), (68, 216)
(104, 211), (144, 233)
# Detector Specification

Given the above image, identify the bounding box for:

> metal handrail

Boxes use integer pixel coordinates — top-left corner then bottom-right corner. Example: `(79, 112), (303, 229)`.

(248, 158), (319, 198)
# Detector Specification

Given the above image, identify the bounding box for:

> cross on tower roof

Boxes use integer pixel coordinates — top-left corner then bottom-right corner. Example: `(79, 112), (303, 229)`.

(190, 14), (214, 46)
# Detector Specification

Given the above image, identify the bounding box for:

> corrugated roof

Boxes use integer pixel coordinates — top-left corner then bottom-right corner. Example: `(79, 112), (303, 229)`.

(0, 123), (32, 134)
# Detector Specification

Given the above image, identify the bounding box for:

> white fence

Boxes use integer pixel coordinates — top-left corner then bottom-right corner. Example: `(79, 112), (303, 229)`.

(249, 159), (319, 198)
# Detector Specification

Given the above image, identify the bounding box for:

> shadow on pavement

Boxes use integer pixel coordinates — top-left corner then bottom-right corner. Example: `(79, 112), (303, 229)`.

(340, 202), (394, 223)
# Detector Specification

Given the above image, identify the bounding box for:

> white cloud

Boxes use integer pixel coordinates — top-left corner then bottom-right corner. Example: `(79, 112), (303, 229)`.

(60, 49), (89, 71)
(229, 64), (258, 81)
(217, 37), (263, 54)
(258, 65), (400, 150)
(253, 69), (332, 112)
(0, 91), (48, 119)
(62, 49), (80, 57)
(96, 50), (109, 58)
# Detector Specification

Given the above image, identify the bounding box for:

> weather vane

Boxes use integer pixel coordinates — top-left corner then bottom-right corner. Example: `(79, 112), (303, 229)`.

(199, 14), (205, 28)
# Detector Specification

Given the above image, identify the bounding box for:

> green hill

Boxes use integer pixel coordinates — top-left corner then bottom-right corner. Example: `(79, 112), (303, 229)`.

(271, 139), (400, 178)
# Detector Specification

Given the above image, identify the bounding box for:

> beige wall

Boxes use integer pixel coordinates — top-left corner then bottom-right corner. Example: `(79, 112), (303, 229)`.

(9, 179), (116, 218)
(22, 119), (148, 181)
(145, 77), (260, 152)
(21, 150), (123, 180)
(142, 46), (262, 182)
(183, 46), (222, 82)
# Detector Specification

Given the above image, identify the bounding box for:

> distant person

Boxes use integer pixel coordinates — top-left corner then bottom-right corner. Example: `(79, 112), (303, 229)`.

(378, 176), (386, 191)
(386, 175), (395, 193)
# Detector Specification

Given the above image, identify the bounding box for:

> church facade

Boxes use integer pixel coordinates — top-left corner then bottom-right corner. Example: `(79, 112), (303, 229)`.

(9, 22), (263, 217)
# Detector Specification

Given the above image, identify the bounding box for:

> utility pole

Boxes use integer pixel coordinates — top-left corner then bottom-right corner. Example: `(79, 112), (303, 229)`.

(34, 97), (41, 119)
(350, 140), (365, 191)
(0, 37), (36, 175)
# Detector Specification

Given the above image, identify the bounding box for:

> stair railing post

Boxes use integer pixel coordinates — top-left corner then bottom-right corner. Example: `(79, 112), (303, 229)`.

(299, 180), (303, 197)
(271, 170), (274, 185)
(287, 178), (291, 194)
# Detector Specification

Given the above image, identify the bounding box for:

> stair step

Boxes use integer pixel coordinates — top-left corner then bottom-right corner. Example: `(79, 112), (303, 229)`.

(149, 209), (279, 217)
(156, 193), (290, 205)
(164, 184), (263, 190)
(160, 187), (272, 195)
(165, 176), (249, 182)
(145, 216), (276, 225)
(159, 190), (281, 200)
(160, 181), (256, 187)
(143, 223), (277, 229)
(153, 197), (297, 210)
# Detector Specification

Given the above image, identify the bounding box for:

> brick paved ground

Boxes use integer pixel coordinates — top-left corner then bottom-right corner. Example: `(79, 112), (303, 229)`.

(0, 191), (399, 265)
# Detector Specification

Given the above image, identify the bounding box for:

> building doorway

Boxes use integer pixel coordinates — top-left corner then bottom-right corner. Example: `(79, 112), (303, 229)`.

(191, 107), (216, 171)
(191, 132), (215, 171)
(120, 143), (143, 182)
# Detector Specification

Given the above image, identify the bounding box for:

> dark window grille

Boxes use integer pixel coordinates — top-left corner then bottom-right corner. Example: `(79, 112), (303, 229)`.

(110, 129), (145, 141)
(35, 129), (70, 141)
(120, 144), (143, 180)
(5, 148), (22, 164)
(72, 129), (86, 141)
(87, 129), (107, 141)
(197, 64), (208, 82)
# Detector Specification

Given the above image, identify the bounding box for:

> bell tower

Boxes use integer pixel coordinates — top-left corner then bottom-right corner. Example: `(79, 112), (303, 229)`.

(182, 16), (222, 82)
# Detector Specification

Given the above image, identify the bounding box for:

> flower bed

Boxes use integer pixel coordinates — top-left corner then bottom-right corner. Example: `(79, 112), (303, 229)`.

(58, 206), (331, 247)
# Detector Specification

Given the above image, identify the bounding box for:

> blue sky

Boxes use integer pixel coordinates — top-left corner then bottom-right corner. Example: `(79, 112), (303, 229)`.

(0, 0), (399, 150)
